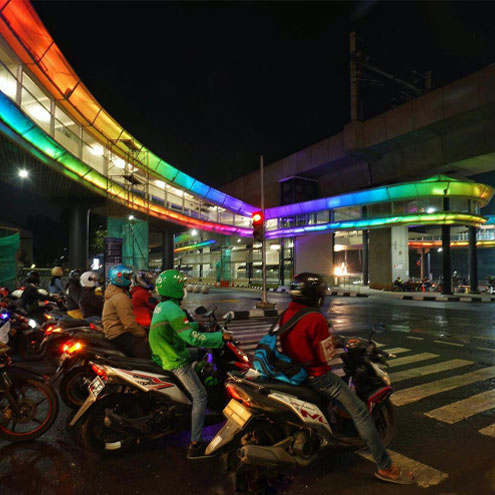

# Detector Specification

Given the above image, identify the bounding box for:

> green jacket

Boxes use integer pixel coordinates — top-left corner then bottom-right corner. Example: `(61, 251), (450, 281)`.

(149, 299), (224, 370)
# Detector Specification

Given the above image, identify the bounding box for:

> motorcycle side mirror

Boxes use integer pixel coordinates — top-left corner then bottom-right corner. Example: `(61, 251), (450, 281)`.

(369, 322), (387, 340)
(195, 306), (207, 315)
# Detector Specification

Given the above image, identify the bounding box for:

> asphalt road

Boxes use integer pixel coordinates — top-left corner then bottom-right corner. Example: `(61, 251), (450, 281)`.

(1, 290), (495, 495)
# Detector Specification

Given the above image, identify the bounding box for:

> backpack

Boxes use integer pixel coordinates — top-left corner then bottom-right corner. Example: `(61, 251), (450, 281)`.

(253, 308), (319, 386)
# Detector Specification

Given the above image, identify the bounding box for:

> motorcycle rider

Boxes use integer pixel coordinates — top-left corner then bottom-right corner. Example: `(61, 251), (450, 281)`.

(20, 270), (45, 316)
(48, 266), (64, 295)
(130, 271), (157, 328)
(79, 271), (103, 322)
(102, 264), (150, 358)
(280, 273), (414, 485)
(66, 269), (83, 319)
(149, 269), (229, 459)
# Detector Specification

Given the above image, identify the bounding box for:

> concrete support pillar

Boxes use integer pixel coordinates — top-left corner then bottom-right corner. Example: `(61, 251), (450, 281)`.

(246, 244), (253, 283)
(442, 225), (452, 294)
(369, 226), (408, 289)
(161, 230), (174, 270)
(294, 233), (333, 280)
(468, 226), (478, 293)
(362, 230), (369, 286)
(420, 248), (425, 280)
(279, 238), (285, 286)
(69, 203), (88, 270)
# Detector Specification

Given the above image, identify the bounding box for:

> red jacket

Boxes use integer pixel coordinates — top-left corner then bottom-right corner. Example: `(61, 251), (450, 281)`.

(279, 302), (331, 377)
(130, 286), (157, 328)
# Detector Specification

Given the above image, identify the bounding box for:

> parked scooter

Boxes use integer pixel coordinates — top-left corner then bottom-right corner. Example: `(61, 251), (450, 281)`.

(205, 325), (395, 493)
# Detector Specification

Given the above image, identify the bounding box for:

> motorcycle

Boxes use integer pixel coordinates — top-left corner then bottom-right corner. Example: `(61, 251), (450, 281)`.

(0, 342), (59, 442)
(205, 325), (395, 493)
(69, 308), (254, 454)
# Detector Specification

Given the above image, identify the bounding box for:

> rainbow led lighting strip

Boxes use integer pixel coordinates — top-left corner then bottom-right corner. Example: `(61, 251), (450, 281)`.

(0, 90), (252, 236)
(174, 239), (216, 253)
(265, 176), (493, 219)
(265, 212), (488, 239)
(0, 0), (257, 217)
(409, 240), (495, 249)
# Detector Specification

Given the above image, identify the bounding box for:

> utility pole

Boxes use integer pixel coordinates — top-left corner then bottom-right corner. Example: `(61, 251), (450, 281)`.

(350, 32), (358, 121)
(256, 154), (275, 310)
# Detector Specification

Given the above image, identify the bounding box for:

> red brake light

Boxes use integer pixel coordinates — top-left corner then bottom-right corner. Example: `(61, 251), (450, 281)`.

(226, 383), (243, 401)
(90, 323), (96, 330)
(44, 325), (55, 335)
(62, 341), (83, 354)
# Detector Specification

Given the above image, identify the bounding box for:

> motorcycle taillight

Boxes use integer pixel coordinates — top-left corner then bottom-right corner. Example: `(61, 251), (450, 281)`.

(226, 383), (251, 407)
(91, 363), (108, 380)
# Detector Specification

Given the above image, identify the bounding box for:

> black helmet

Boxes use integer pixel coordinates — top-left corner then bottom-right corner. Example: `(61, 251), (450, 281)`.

(26, 270), (40, 284)
(289, 272), (327, 308)
(69, 269), (82, 281)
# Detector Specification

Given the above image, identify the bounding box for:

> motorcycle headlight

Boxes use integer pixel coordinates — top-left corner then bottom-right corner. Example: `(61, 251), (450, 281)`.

(28, 319), (37, 329)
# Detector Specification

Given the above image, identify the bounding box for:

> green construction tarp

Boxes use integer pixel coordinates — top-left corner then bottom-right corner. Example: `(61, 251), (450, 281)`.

(0, 229), (20, 289)
(107, 217), (149, 270)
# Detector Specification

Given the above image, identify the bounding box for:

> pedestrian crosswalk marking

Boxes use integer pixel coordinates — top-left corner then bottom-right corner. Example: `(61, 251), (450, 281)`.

(433, 340), (464, 347)
(388, 353), (438, 368)
(382, 347), (410, 355)
(479, 424), (495, 437)
(389, 359), (473, 383)
(425, 389), (495, 424)
(359, 448), (448, 488)
(392, 366), (495, 406)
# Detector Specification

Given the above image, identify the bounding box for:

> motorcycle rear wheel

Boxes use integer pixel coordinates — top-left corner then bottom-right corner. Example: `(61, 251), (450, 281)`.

(223, 421), (283, 494)
(80, 393), (144, 455)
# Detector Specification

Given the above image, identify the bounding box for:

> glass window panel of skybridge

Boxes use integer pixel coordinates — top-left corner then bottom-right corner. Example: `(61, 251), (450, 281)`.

(53, 112), (80, 156)
(0, 64), (17, 100)
(334, 206), (361, 221)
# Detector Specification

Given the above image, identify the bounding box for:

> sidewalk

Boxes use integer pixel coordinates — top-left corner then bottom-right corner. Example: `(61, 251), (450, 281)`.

(336, 286), (495, 303)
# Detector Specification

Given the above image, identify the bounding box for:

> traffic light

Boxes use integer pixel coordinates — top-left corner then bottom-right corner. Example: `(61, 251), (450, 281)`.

(252, 211), (264, 241)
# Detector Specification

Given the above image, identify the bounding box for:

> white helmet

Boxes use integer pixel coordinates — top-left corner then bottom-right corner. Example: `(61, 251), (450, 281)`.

(80, 271), (98, 288)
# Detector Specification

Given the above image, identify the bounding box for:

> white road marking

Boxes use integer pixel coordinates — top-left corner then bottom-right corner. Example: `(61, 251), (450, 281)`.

(477, 347), (495, 353)
(390, 359), (473, 383)
(407, 336), (424, 340)
(433, 340), (464, 347)
(388, 353), (439, 368)
(383, 347), (410, 355)
(358, 449), (448, 488)
(392, 366), (495, 406)
(425, 389), (495, 424)
(479, 423), (495, 437)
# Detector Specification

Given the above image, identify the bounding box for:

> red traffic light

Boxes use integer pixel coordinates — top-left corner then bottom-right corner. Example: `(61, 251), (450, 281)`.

(252, 212), (263, 225)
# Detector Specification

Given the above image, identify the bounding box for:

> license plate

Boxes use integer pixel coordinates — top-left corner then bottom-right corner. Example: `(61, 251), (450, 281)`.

(88, 376), (105, 397)
(223, 399), (252, 428)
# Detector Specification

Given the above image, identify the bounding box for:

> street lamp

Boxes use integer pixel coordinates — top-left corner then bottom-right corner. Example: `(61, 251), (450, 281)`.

(191, 229), (198, 236)
(129, 215), (135, 221)
(18, 169), (28, 178)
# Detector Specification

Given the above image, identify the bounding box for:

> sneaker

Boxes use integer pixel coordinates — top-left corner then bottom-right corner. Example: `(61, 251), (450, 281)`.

(187, 441), (210, 459)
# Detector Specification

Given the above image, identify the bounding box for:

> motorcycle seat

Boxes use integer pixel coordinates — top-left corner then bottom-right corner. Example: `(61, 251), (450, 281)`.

(106, 356), (168, 375)
(60, 318), (90, 329)
(249, 377), (327, 405)
(87, 344), (126, 358)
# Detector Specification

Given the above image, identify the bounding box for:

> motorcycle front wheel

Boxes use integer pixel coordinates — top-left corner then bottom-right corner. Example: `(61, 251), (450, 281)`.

(0, 378), (59, 442)
(80, 393), (144, 455)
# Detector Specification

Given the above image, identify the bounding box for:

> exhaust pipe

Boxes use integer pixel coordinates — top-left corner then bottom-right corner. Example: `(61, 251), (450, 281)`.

(239, 444), (315, 467)
(104, 409), (150, 436)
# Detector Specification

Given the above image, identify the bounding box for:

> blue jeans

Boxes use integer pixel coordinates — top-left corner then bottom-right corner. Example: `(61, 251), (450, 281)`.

(309, 372), (392, 471)
(172, 363), (208, 443)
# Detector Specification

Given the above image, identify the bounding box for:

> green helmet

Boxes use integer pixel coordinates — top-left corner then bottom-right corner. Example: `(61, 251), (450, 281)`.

(155, 270), (187, 299)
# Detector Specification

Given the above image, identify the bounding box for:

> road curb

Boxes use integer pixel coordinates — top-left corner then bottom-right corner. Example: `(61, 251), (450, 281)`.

(400, 294), (495, 303)
(329, 290), (368, 298)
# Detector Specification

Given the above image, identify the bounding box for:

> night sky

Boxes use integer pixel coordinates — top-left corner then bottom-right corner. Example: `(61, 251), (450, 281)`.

(33, 1), (495, 188)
